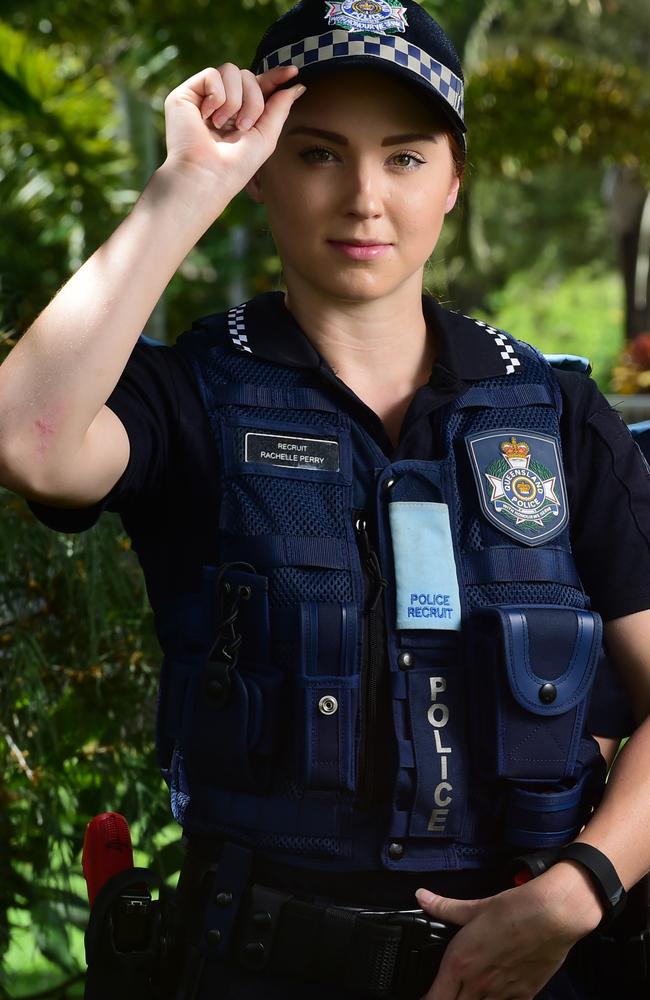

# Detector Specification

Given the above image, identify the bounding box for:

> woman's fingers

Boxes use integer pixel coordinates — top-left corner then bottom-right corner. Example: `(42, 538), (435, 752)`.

(207, 62), (243, 129)
(236, 69), (266, 131)
(162, 62), (306, 193)
(167, 64), (302, 136)
(167, 64), (300, 126)
(253, 80), (306, 144)
(198, 64), (300, 134)
(199, 73), (226, 120)
(256, 63), (300, 98)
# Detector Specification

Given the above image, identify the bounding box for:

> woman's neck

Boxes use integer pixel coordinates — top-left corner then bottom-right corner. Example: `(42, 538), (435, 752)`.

(284, 277), (437, 448)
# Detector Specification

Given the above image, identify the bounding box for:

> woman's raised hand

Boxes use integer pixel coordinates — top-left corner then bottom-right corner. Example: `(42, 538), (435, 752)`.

(162, 64), (305, 199)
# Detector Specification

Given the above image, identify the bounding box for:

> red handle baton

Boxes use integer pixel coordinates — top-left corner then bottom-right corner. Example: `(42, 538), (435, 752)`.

(83, 812), (134, 908)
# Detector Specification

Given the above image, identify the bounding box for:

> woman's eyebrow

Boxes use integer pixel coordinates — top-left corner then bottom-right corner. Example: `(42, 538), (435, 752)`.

(285, 126), (438, 146)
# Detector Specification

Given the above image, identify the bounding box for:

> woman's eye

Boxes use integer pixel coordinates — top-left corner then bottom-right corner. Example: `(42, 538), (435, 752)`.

(391, 151), (425, 169)
(298, 147), (424, 168)
(300, 146), (336, 164)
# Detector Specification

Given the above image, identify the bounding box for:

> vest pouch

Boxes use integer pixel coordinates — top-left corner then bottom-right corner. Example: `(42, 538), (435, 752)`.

(182, 567), (282, 792)
(294, 602), (359, 792)
(469, 606), (602, 783)
(504, 744), (606, 848)
(296, 676), (359, 792)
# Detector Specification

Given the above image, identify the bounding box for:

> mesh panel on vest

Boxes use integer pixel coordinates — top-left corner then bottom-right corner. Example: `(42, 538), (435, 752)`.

(448, 401), (560, 445)
(461, 515), (484, 552)
(465, 582), (586, 611)
(225, 405), (337, 436)
(204, 351), (301, 387)
(270, 567), (352, 607)
(465, 405), (556, 435)
(455, 844), (500, 859)
(226, 478), (347, 536)
(256, 833), (342, 856)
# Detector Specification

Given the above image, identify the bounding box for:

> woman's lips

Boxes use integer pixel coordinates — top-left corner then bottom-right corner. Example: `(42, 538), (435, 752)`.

(328, 241), (392, 261)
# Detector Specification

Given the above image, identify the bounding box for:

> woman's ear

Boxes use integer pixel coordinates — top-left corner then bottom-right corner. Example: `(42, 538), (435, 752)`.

(244, 171), (265, 205)
(445, 175), (461, 214)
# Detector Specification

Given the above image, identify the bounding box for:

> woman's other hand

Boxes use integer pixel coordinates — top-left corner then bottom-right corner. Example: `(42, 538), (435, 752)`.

(415, 861), (603, 999)
(161, 64), (305, 202)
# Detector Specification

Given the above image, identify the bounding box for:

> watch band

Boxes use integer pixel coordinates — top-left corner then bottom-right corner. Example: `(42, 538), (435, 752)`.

(557, 842), (627, 926)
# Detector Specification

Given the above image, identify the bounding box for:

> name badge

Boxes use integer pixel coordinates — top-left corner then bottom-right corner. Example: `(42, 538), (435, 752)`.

(389, 502), (462, 631)
(244, 432), (340, 472)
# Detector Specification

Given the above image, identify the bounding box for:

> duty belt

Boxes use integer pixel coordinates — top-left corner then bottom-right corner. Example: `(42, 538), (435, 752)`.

(164, 841), (458, 999)
(229, 886), (456, 999)
(173, 844), (650, 1000)
(83, 854), (650, 1000)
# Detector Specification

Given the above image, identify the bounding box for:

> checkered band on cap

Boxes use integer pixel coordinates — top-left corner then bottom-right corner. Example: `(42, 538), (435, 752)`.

(258, 29), (464, 119)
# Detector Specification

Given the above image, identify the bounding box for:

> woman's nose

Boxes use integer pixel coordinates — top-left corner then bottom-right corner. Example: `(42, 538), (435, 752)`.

(341, 160), (383, 218)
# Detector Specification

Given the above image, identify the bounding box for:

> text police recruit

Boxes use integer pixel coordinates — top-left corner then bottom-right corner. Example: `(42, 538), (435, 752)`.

(408, 593), (455, 621)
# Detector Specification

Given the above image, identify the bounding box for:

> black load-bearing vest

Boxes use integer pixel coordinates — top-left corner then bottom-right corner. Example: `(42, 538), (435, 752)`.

(153, 304), (606, 874)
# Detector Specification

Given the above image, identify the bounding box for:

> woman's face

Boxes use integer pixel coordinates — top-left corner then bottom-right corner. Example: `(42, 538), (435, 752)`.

(247, 67), (460, 305)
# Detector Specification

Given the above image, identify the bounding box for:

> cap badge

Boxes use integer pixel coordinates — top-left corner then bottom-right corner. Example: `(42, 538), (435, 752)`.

(466, 431), (568, 546)
(324, 0), (408, 35)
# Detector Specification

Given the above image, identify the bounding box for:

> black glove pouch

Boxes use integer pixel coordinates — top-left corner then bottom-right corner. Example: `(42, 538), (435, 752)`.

(469, 605), (602, 783)
(468, 606), (606, 848)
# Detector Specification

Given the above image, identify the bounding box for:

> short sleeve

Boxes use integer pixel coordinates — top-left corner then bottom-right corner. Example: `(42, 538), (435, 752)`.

(557, 370), (650, 621)
(28, 338), (194, 533)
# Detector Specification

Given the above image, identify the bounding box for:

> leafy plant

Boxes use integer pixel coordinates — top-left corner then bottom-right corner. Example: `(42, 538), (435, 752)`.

(0, 491), (168, 991)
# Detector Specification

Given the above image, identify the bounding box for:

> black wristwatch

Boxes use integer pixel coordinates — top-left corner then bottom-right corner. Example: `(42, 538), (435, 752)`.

(557, 842), (627, 926)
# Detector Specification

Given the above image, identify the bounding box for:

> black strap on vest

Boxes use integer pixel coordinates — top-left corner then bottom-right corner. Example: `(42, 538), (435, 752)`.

(462, 547), (581, 587)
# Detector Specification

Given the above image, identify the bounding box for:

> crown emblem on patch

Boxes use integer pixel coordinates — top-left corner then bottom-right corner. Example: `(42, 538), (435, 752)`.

(324, 0), (408, 35)
(499, 436), (530, 460)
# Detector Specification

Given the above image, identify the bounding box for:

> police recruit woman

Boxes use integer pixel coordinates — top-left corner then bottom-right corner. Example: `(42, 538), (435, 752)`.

(2, 1), (650, 998)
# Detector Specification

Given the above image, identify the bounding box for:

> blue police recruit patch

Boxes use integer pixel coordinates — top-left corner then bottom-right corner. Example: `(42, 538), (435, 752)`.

(466, 432), (568, 546)
(324, 0), (408, 34)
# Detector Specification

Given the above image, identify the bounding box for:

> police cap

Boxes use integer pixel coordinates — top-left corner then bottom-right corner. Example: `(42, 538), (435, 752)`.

(251, 0), (467, 151)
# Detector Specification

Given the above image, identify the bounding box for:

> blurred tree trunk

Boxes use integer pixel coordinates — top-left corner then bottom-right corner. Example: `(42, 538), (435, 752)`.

(603, 168), (650, 339)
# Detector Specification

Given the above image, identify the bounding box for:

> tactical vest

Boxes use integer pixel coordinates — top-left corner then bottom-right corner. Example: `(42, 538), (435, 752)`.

(153, 306), (605, 874)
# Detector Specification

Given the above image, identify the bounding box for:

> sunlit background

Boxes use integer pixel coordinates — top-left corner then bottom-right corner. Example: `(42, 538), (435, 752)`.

(1, 1), (649, 994)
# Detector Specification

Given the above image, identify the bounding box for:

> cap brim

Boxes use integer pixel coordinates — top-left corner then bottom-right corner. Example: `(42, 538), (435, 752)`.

(278, 56), (466, 151)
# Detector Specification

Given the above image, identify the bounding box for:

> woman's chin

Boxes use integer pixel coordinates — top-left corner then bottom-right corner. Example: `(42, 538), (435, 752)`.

(296, 270), (414, 304)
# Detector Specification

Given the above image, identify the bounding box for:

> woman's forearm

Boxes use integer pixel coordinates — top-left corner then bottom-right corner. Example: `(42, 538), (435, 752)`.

(0, 162), (225, 494)
(573, 713), (650, 891)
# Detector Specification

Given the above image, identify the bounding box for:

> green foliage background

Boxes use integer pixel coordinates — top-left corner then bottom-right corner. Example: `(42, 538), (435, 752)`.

(1, 0), (648, 994)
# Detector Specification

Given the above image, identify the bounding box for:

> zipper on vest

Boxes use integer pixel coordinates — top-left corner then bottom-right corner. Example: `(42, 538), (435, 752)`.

(355, 513), (389, 808)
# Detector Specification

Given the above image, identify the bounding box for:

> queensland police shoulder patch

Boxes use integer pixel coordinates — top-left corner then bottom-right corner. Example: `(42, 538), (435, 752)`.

(466, 431), (568, 546)
(324, 0), (408, 34)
